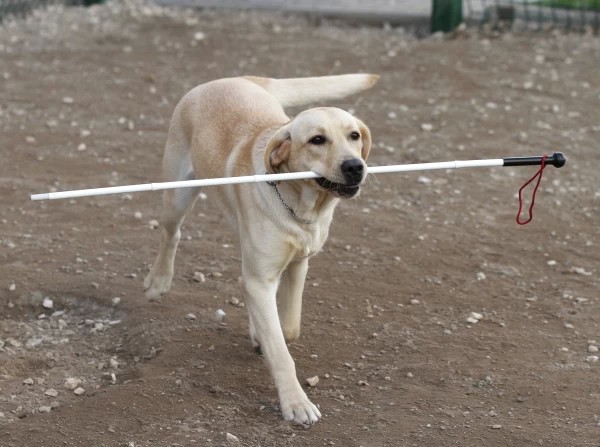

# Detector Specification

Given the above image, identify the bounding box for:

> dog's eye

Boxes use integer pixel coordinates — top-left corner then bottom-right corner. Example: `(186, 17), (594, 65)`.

(350, 131), (360, 141)
(309, 135), (327, 145)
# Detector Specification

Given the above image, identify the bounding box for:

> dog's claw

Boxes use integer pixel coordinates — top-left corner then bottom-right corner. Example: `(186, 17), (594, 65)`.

(281, 394), (321, 425)
(143, 272), (172, 299)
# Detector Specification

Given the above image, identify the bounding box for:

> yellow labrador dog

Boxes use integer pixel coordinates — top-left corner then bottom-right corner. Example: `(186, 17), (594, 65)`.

(144, 74), (378, 424)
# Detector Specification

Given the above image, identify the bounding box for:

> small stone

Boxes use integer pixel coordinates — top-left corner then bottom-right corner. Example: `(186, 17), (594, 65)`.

(569, 266), (592, 276)
(192, 272), (206, 283)
(8, 283), (16, 291)
(409, 299), (420, 305)
(38, 406), (51, 413)
(226, 432), (239, 443)
(73, 387), (86, 395)
(215, 309), (226, 322)
(306, 376), (319, 387)
(186, 313), (197, 321)
(79, 129), (91, 138)
(417, 176), (432, 184)
(212, 272), (222, 278)
(133, 211), (143, 219)
(420, 123), (433, 131)
(194, 31), (206, 41)
(588, 345), (599, 353)
(45, 388), (58, 397)
(77, 143), (87, 151)
(109, 358), (119, 369)
(62, 96), (74, 104)
(148, 219), (159, 229)
(23, 378), (34, 385)
(476, 272), (486, 281)
(406, 372), (414, 378)
(586, 356), (599, 363)
(491, 424), (502, 429)
(112, 297), (121, 306)
(547, 260), (557, 266)
(64, 377), (81, 390)
(43, 297), (53, 309)
(467, 312), (483, 324)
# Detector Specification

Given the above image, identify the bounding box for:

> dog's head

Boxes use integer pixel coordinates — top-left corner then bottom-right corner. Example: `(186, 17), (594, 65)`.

(264, 107), (371, 198)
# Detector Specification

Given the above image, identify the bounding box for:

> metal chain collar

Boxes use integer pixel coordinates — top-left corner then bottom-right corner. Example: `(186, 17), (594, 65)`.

(266, 174), (312, 225)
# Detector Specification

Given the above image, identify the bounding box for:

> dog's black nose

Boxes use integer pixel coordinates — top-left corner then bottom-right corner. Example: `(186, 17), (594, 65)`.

(341, 158), (364, 184)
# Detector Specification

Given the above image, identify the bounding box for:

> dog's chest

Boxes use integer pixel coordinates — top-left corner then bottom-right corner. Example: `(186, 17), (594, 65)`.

(290, 223), (329, 260)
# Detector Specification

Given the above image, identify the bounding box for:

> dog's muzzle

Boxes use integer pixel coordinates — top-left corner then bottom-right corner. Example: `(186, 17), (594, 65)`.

(315, 158), (365, 198)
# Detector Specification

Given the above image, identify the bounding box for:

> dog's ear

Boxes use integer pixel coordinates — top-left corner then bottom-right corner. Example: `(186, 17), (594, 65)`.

(264, 125), (291, 174)
(356, 119), (372, 161)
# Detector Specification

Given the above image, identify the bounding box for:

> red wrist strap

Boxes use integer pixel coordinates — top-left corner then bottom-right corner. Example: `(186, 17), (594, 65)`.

(516, 154), (547, 225)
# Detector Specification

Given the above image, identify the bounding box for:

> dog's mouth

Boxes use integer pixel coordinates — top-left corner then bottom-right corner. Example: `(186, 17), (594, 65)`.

(315, 177), (360, 198)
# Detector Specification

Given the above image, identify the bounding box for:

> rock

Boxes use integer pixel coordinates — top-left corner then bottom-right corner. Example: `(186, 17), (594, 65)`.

(215, 309), (226, 322)
(43, 297), (54, 309)
(45, 388), (59, 397)
(569, 266), (592, 276)
(491, 424), (502, 429)
(306, 376), (319, 387)
(586, 356), (599, 363)
(62, 96), (74, 104)
(192, 272), (206, 283)
(64, 377), (81, 390)
(226, 433), (239, 443)
(7, 338), (22, 348)
(23, 378), (34, 385)
(186, 313), (197, 321)
(109, 357), (119, 369)
(193, 31), (206, 41)
(73, 387), (86, 395)
(588, 345), (599, 353)
(133, 211), (143, 219)
(466, 312), (484, 324)
(420, 123), (433, 131)
(476, 272), (486, 281)
(148, 219), (159, 229)
(8, 283), (16, 291)
(38, 406), (52, 413)
(112, 297), (121, 306)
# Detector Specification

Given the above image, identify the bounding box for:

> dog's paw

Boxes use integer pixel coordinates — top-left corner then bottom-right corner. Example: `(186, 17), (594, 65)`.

(280, 392), (321, 425)
(143, 272), (172, 300)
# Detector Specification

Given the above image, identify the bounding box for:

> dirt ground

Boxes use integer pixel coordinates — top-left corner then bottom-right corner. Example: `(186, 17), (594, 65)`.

(1, 1), (599, 446)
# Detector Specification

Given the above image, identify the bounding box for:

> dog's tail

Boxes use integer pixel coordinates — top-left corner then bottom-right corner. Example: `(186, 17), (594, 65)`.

(244, 74), (379, 108)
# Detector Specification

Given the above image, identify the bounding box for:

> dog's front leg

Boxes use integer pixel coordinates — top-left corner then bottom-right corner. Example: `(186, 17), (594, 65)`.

(278, 258), (308, 342)
(243, 273), (321, 425)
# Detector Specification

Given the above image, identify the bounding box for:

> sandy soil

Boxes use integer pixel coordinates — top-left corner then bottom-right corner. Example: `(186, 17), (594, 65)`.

(1, 2), (599, 446)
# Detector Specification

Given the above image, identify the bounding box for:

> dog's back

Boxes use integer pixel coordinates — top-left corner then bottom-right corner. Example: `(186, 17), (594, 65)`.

(171, 74), (378, 180)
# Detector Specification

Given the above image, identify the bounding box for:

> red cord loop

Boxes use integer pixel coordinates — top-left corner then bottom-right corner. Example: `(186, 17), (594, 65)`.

(516, 154), (547, 225)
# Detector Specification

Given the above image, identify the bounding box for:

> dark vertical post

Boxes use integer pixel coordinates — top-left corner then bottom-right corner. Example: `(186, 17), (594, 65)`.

(431, 0), (464, 32)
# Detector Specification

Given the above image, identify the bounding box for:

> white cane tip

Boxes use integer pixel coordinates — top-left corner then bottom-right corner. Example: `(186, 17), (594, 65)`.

(31, 193), (49, 201)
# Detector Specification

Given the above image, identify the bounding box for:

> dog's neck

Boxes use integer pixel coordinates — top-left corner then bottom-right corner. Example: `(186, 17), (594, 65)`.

(271, 178), (339, 225)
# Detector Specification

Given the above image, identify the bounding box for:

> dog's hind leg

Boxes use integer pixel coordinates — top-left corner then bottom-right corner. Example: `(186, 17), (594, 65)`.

(278, 258), (308, 342)
(144, 128), (200, 299)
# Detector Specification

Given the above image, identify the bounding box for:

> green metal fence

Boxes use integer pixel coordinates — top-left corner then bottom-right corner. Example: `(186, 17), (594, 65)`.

(464, 0), (600, 32)
(0, 0), (83, 21)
